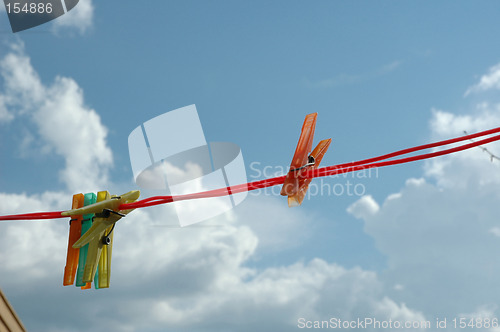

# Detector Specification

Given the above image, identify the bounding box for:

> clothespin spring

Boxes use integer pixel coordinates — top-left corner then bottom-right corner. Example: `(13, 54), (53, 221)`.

(289, 155), (316, 172)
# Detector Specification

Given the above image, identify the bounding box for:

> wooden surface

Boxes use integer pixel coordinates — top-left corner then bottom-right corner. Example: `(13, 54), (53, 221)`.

(0, 289), (26, 332)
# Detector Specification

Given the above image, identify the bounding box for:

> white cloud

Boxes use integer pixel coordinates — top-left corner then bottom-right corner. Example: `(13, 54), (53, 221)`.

(0, 62), (424, 328)
(394, 284), (404, 291)
(347, 63), (500, 321)
(489, 227), (500, 238)
(9, 44), (500, 332)
(348, 102), (500, 320)
(0, 42), (112, 192)
(430, 104), (500, 138)
(0, 48), (45, 109)
(465, 63), (500, 96)
(0, 94), (13, 122)
(0, 58), (424, 329)
(0, 190), (425, 332)
(0, 191), (68, 281)
(425, 106), (500, 189)
(52, 0), (94, 35)
(346, 195), (379, 220)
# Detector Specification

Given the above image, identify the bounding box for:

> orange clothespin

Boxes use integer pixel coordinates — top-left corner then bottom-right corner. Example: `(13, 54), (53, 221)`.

(281, 113), (331, 206)
(63, 193), (84, 286)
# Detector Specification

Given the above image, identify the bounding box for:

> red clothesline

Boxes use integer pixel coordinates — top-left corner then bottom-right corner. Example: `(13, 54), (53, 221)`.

(121, 129), (500, 210)
(1, 126), (500, 221)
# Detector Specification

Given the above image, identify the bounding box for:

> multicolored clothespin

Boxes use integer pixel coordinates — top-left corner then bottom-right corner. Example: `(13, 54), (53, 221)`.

(281, 113), (331, 206)
(69, 190), (140, 288)
(63, 193), (84, 286)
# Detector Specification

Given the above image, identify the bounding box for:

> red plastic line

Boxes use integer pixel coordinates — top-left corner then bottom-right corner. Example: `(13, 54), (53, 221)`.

(0, 211), (64, 221)
(1, 126), (500, 220)
(120, 130), (500, 210)
(326, 125), (500, 170)
(312, 133), (500, 178)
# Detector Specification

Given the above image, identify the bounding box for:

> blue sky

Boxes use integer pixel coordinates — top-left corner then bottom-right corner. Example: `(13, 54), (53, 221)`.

(2, 1), (500, 331)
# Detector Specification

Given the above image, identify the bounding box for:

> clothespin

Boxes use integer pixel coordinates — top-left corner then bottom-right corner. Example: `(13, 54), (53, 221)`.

(76, 191), (109, 287)
(281, 113), (331, 206)
(75, 192), (97, 289)
(288, 138), (331, 206)
(98, 197), (115, 288)
(63, 193), (84, 286)
(80, 191), (110, 285)
(69, 190), (140, 286)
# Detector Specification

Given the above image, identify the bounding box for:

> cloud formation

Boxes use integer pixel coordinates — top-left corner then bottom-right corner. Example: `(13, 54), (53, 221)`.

(426, 105), (500, 188)
(465, 63), (500, 96)
(52, 0), (94, 34)
(0, 42), (423, 329)
(7, 44), (500, 332)
(348, 102), (500, 320)
(0, 42), (112, 192)
(0, 192), (425, 332)
(0, 94), (13, 122)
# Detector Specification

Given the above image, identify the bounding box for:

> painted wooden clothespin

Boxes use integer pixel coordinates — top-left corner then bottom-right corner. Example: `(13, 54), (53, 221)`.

(281, 113), (331, 206)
